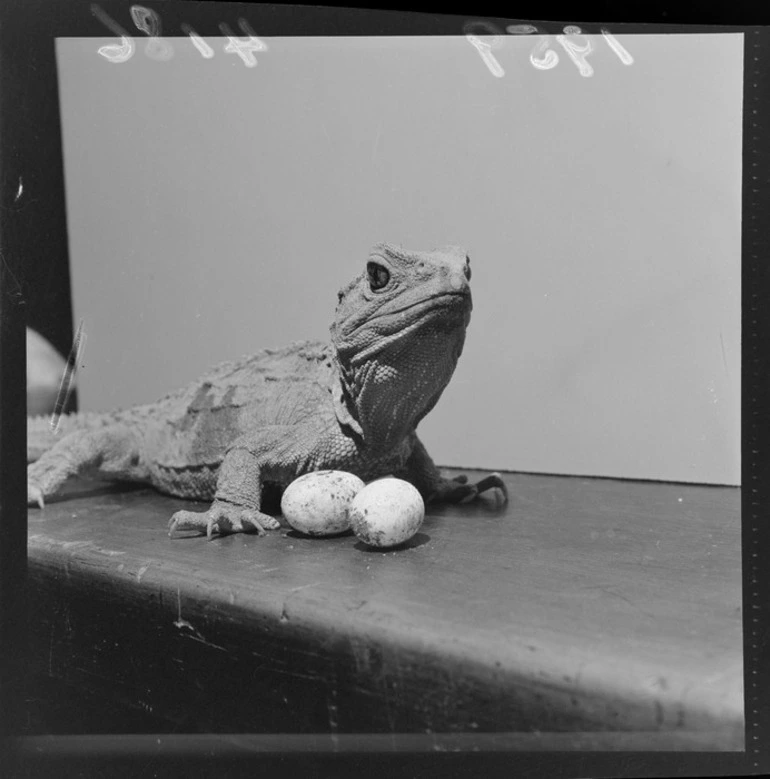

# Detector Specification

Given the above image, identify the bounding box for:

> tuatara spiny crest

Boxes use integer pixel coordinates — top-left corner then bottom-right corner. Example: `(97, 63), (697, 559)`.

(27, 243), (507, 537)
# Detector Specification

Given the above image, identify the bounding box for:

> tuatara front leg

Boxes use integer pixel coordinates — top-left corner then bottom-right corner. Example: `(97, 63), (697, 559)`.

(168, 437), (284, 539)
(397, 434), (509, 505)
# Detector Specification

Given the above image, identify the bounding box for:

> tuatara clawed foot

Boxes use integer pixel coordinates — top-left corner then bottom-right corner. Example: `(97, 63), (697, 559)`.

(28, 480), (45, 509)
(168, 502), (281, 540)
(429, 472), (508, 505)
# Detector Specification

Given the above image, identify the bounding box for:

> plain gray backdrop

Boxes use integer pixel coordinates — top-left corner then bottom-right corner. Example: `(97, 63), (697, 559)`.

(55, 32), (743, 485)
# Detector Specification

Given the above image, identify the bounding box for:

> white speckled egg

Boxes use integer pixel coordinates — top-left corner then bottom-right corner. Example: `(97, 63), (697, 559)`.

(349, 478), (425, 548)
(280, 470), (365, 536)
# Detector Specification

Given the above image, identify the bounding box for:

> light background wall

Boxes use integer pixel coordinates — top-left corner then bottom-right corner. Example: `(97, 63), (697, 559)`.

(55, 33), (743, 485)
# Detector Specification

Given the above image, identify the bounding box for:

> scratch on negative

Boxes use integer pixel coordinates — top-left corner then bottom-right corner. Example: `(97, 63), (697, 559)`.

(173, 586), (188, 629)
(187, 634), (227, 652)
(280, 582), (322, 624)
(136, 563), (151, 583)
(327, 699), (340, 751)
(0, 249), (22, 296)
(61, 540), (93, 551)
(288, 582), (321, 595)
(588, 585), (655, 620)
(172, 586), (226, 650)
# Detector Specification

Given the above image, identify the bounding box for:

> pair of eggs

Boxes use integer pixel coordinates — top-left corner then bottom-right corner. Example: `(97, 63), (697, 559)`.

(280, 470), (424, 548)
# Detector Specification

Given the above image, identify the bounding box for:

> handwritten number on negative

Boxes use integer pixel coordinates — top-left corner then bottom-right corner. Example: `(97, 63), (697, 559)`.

(91, 4), (267, 67)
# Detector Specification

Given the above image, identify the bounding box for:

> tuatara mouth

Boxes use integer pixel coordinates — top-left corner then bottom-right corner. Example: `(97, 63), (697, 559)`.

(340, 293), (470, 368)
(369, 291), (472, 333)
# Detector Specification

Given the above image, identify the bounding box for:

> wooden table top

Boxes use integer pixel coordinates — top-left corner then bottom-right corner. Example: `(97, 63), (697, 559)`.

(26, 469), (743, 748)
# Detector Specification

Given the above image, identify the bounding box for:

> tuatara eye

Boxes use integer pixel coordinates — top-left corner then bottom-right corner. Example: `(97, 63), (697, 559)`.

(367, 262), (390, 291)
(464, 256), (472, 282)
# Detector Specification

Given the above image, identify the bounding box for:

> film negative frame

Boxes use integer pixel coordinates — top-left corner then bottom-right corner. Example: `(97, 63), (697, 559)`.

(1, 1), (767, 776)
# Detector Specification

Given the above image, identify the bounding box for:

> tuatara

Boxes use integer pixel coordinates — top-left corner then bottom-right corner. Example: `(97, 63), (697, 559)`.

(27, 243), (507, 538)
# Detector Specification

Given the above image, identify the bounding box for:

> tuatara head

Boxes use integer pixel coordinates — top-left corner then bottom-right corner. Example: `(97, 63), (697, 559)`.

(330, 243), (473, 447)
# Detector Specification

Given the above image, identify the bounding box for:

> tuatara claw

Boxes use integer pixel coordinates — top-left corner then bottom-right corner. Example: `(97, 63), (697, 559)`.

(472, 472), (508, 504)
(28, 482), (45, 509)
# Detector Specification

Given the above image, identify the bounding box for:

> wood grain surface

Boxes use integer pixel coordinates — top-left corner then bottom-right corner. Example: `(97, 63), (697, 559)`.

(25, 470), (743, 748)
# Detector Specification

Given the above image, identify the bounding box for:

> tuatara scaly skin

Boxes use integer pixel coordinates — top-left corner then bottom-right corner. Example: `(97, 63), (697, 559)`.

(27, 244), (507, 538)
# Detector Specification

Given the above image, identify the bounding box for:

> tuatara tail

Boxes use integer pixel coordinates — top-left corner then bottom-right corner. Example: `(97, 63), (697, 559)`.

(27, 411), (119, 462)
